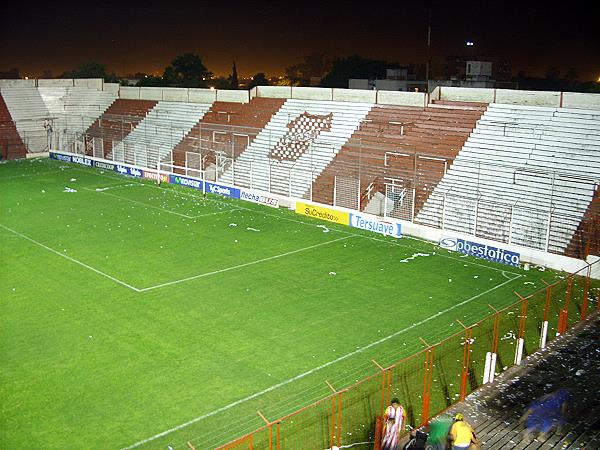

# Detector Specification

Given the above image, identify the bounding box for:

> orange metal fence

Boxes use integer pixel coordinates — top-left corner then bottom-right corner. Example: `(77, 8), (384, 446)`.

(215, 262), (598, 450)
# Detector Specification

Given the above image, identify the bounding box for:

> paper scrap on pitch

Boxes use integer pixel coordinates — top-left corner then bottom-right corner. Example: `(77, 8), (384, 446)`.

(400, 253), (430, 263)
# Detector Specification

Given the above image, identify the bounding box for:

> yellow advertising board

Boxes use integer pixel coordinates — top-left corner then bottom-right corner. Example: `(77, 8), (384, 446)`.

(295, 202), (350, 225)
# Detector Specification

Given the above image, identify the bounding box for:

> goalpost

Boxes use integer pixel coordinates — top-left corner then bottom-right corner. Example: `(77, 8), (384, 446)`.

(156, 160), (206, 194)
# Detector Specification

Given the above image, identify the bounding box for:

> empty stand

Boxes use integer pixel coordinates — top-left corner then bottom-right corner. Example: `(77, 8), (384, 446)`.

(566, 186), (600, 258)
(311, 103), (485, 216)
(84, 99), (158, 158)
(0, 93), (27, 160)
(39, 86), (116, 151)
(417, 103), (600, 253)
(219, 99), (373, 197)
(169, 97), (285, 179)
(111, 101), (212, 169)
(0, 87), (50, 153)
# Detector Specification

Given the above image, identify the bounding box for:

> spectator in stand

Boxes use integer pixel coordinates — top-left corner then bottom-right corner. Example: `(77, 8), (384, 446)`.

(521, 388), (570, 441)
(448, 414), (479, 450)
(382, 397), (406, 450)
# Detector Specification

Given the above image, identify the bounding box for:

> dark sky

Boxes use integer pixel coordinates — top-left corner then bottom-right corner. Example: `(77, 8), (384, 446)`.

(1, 1), (598, 81)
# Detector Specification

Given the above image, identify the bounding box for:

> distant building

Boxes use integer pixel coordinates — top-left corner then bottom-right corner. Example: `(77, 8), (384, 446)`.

(0, 68), (19, 79)
(349, 67), (427, 92)
(429, 59), (515, 91)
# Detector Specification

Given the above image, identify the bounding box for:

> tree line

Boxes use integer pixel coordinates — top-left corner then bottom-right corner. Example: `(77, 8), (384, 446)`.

(58, 53), (600, 93)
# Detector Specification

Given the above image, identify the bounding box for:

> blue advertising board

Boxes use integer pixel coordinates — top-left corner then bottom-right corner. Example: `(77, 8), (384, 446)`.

(115, 164), (143, 178)
(439, 236), (521, 267)
(169, 174), (204, 190)
(205, 181), (240, 199)
(50, 152), (72, 162)
(349, 213), (402, 238)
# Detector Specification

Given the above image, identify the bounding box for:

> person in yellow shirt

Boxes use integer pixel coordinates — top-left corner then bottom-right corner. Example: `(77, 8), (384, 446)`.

(448, 414), (479, 450)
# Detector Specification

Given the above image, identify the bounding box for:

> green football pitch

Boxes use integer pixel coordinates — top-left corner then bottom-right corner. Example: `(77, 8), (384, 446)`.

(0, 158), (560, 449)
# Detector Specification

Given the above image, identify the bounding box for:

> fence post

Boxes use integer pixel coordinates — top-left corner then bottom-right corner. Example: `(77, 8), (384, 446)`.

(557, 277), (573, 335)
(372, 359), (388, 418)
(514, 292), (529, 364)
(326, 381), (338, 448)
(581, 263), (592, 320)
(257, 411), (272, 450)
(484, 306), (500, 384)
(457, 320), (472, 401)
(337, 392), (343, 448)
(420, 339), (435, 426)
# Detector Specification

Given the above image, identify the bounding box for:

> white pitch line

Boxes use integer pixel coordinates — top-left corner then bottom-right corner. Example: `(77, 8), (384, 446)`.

(0, 169), (72, 180)
(121, 272), (522, 449)
(88, 183), (139, 191)
(84, 188), (197, 219)
(85, 186), (240, 220)
(145, 183), (524, 277)
(0, 224), (140, 292)
(139, 235), (355, 292)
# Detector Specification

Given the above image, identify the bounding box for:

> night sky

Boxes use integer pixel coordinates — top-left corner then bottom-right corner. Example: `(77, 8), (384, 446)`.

(1, 1), (598, 81)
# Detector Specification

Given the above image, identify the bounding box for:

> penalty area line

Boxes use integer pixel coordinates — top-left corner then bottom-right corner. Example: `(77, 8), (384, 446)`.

(138, 235), (355, 292)
(121, 273), (522, 449)
(84, 188), (197, 219)
(0, 224), (140, 292)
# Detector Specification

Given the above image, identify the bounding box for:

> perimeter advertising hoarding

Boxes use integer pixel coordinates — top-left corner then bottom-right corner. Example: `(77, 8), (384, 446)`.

(349, 213), (401, 238)
(169, 174), (203, 190)
(50, 152), (72, 162)
(205, 181), (240, 199)
(296, 202), (350, 225)
(439, 235), (521, 267)
(115, 165), (143, 178)
(239, 189), (279, 208)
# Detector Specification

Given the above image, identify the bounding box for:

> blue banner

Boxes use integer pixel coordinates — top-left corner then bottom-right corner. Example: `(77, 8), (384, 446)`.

(205, 181), (240, 199)
(50, 152), (72, 163)
(169, 174), (204, 190)
(94, 160), (115, 171)
(71, 155), (93, 167)
(349, 213), (401, 238)
(115, 164), (143, 178)
(439, 236), (520, 267)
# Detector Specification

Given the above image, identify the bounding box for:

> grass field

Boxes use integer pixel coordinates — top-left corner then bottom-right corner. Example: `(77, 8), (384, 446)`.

(0, 158), (562, 449)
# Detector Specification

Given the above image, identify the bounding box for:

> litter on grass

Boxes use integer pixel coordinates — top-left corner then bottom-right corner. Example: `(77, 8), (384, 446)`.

(317, 225), (330, 233)
(399, 252), (430, 263)
(63, 187), (77, 193)
(246, 227), (260, 232)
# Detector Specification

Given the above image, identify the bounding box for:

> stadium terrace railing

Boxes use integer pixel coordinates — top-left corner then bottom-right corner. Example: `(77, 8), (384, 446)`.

(209, 261), (599, 450)
(69, 119), (600, 259)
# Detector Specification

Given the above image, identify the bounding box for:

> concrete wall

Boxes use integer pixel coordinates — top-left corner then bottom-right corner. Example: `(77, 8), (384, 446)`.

(291, 86), (333, 101)
(377, 90), (427, 107)
(562, 92), (600, 110)
(162, 88), (189, 102)
(188, 88), (217, 104)
(103, 83), (120, 95)
(0, 79), (36, 88)
(119, 86), (141, 100)
(216, 89), (249, 103)
(332, 88), (376, 103)
(255, 86), (292, 98)
(438, 86), (495, 103)
(495, 88), (561, 107)
(139, 87), (164, 101)
(38, 79), (74, 87)
(73, 78), (104, 90)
